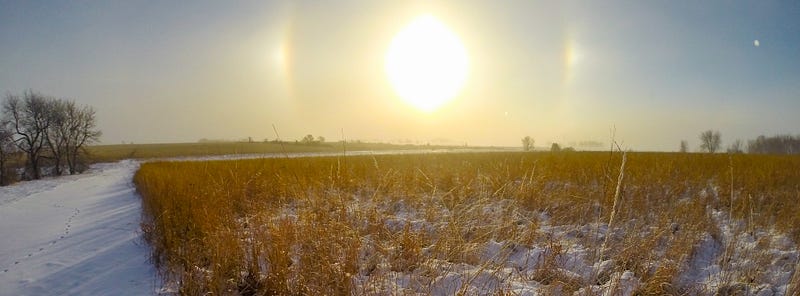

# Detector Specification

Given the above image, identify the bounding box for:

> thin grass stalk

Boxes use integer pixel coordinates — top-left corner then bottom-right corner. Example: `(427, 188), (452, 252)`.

(600, 151), (627, 259)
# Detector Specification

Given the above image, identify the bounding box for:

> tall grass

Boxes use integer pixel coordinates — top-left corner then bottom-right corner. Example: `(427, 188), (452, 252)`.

(134, 152), (800, 295)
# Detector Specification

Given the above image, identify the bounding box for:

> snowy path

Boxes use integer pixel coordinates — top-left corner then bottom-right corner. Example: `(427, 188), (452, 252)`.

(0, 160), (157, 295)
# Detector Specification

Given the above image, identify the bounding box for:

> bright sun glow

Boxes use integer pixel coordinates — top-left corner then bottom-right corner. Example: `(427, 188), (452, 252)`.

(385, 15), (469, 112)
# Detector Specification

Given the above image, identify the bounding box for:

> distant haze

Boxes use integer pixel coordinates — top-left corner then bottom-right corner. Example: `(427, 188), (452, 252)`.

(2, 1), (799, 151)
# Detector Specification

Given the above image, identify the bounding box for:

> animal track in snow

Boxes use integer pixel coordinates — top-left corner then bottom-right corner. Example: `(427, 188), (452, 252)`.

(2, 207), (82, 275)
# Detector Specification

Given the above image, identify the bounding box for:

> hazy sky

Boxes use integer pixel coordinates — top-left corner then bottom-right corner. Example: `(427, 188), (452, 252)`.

(1, 1), (798, 151)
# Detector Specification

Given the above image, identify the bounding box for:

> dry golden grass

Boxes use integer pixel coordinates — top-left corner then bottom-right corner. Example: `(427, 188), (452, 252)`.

(134, 152), (800, 295)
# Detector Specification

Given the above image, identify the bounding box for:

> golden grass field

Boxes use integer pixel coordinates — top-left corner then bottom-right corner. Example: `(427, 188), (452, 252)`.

(134, 151), (800, 295)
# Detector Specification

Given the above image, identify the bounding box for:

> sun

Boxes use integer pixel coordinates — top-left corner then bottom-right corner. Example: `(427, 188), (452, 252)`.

(385, 14), (469, 112)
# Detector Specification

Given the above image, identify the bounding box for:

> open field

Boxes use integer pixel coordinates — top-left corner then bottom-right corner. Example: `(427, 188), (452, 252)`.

(85, 142), (475, 163)
(134, 151), (800, 295)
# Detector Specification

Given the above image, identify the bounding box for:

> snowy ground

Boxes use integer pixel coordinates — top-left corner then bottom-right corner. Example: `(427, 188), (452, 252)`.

(0, 160), (156, 295)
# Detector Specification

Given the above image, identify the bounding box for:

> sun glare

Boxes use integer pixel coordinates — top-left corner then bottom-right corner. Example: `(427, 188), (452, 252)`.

(385, 15), (469, 112)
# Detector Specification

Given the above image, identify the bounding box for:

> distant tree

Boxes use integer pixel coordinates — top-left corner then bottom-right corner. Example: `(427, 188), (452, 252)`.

(699, 130), (722, 153)
(550, 143), (561, 152)
(3, 91), (53, 179)
(562, 146), (576, 152)
(577, 140), (603, 149)
(316, 136), (325, 143)
(521, 136), (534, 151)
(301, 134), (315, 144)
(679, 140), (688, 153)
(747, 134), (800, 154)
(727, 139), (743, 154)
(0, 122), (16, 185)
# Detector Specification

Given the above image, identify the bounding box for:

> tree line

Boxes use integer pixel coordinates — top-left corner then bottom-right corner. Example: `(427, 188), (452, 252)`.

(520, 136), (576, 152)
(746, 135), (800, 154)
(521, 130), (800, 155)
(0, 90), (101, 185)
(687, 130), (800, 154)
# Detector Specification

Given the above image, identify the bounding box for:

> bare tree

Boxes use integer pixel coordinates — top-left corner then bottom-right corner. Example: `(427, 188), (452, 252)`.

(2, 91), (101, 178)
(679, 140), (688, 153)
(550, 142), (561, 152)
(64, 103), (101, 174)
(3, 91), (53, 179)
(521, 136), (534, 151)
(301, 134), (315, 144)
(727, 139), (743, 154)
(699, 130), (722, 153)
(44, 99), (68, 175)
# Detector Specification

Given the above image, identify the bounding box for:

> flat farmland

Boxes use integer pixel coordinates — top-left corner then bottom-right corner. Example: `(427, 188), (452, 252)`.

(134, 152), (800, 295)
(86, 142), (470, 163)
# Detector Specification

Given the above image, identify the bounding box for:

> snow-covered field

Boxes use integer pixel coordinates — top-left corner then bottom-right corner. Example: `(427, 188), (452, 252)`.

(0, 160), (157, 295)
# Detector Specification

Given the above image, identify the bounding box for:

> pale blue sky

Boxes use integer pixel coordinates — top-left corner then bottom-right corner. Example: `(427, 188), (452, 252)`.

(1, 1), (798, 150)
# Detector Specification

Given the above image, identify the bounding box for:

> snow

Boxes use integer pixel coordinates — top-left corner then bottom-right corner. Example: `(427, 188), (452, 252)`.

(352, 203), (800, 295)
(0, 160), (158, 295)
